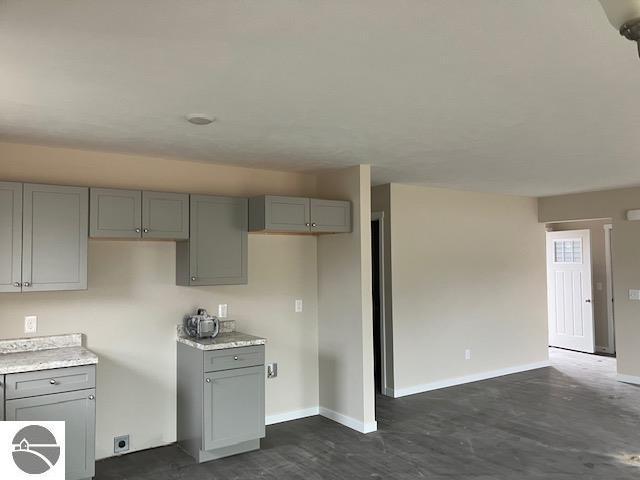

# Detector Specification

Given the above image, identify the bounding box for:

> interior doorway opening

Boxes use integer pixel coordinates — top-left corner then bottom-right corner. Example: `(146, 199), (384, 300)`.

(371, 212), (391, 398)
(545, 219), (615, 357)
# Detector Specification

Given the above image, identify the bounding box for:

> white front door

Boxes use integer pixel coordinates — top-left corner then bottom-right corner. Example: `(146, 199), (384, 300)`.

(546, 230), (595, 353)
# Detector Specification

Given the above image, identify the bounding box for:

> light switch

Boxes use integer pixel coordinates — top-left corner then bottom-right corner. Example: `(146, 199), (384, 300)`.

(629, 290), (640, 301)
(465, 349), (471, 360)
(295, 299), (303, 313)
(218, 304), (228, 318)
(25, 315), (37, 333)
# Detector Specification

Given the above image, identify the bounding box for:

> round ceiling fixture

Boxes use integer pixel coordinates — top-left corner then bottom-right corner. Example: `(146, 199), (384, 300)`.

(186, 114), (215, 125)
(599, 0), (640, 58)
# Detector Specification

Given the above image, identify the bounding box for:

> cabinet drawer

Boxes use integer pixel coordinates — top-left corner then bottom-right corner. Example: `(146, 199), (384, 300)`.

(204, 346), (264, 373)
(5, 365), (96, 400)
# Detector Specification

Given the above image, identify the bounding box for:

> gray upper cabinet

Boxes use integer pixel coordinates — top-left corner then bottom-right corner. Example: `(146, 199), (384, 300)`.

(90, 188), (189, 240)
(203, 365), (265, 451)
(0, 182), (23, 293)
(310, 198), (352, 233)
(249, 195), (310, 233)
(142, 191), (189, 239)
(6, 388), (96, 480)
(90, 188), (142, 238)
(249, 195), (351, 234)
(23, 184), (88, 292)
(176, 195), (248, 286)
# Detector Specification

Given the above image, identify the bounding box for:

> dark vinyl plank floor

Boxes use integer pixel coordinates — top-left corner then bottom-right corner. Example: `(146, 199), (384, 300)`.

(96, 348), (640, 479)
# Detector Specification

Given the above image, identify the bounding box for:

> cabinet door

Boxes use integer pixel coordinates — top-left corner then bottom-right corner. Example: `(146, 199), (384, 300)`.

(188, 195), (247, 285)
(141, 191), (189, 239)
(0, 182), (22, 292)
(310, 199), (352, 233)
(203, 366), (265, 451)
(265, 196), (310, 232)
(22, 184), (88, 292)
(89, 188), (141, 238)
(0, 375), (4, 421)
(6, 389), (96, 480)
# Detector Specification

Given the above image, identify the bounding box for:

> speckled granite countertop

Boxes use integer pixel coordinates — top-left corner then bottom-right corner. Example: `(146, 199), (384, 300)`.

(177, 331), (266, 351)
(0, 333), (98, 374)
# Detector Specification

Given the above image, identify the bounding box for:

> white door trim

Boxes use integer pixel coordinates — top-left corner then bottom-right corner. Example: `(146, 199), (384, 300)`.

(603, 224), (616, 354)
(371, 211), (391, 397)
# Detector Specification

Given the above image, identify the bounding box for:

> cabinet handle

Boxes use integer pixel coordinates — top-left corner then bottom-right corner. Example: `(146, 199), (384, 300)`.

(13, 282), (21, 287)
(205, 378), (211, 383)
(305, 223), (310, 227)
(88, 395), (95, 400)
(143, 228), (149, 233)
(191, 276), (197, 282)
(135, 228), (141, 233)
(311, 223), (317, 227)
(49, 379), (57, 385)
(23, 282), (31, 287)
(234, 356), (239, 360)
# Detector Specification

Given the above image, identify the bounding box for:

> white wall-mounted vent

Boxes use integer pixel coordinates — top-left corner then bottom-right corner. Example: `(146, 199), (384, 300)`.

(626, 209), (640, 221)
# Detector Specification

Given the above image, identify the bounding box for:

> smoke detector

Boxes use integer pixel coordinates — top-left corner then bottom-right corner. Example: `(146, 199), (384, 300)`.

(600, 0), (640, 58)
(186, 114), (215, 125)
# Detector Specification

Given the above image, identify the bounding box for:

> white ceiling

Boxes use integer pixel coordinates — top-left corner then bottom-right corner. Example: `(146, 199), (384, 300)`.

(1, 0), (640, 196)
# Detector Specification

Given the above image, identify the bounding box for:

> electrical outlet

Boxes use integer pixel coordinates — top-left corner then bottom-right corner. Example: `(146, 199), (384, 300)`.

(465, 349), (472, 360)
(218, 304), (228, 318)
(24, 315), (37, 334)
(267, 363), (278, 378)
(295, 299), (303, 313)
(114, 435), (129, 454)
(630, 290), (640, 301)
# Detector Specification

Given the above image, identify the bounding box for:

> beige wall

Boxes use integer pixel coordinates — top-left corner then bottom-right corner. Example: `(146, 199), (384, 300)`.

(546, 220), (612, 351)
(539, 187), (640, 379)
(0, 142), (320, 459)
(317, 166), (376, 431)
(386, 184), (548, 392)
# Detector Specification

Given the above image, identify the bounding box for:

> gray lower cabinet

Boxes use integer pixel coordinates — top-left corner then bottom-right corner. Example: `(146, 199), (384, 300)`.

(90, 188), (142, 238)
(176, 195), (248, 286)
(177, 343), (265, 463)
(0, 375), (5, 421)
(22, 184), (89, 292)
(4, 365), (96, 480)
(0, 182), (22, 293)
(249, 195), (351, 233)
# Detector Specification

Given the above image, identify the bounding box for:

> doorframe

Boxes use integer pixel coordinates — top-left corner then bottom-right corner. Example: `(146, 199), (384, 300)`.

(603, 223), (616, 355)
(371, 211), (391, 397)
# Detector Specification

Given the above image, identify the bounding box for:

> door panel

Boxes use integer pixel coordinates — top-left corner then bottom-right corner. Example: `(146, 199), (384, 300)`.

(265, 196), (310, 232)
(310, 199), (351, 233)
(90, 188), (141, 238)
(6, 389), (96, 480)
(203, 366), (265, 451)
(189, 195), (247, 285)
(0, 182), (22, 292)
(22, 184), (88, 292)
(546, 230), (595, 353)
(142, 191), (189, 239)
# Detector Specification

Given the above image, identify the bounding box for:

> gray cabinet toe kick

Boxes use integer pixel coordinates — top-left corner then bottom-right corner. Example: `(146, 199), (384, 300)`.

(177, 343), (265, 463)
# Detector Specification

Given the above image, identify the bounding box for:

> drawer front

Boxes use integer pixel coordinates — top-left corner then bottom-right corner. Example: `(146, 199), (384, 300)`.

(204, 346), (264, 373)
(6, 365), (96, 400)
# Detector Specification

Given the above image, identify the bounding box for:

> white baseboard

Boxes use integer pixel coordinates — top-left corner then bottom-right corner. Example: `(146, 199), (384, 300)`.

(319, 407), (377, 434)
(617, 374), (640, 386)
(266, 407), (319, 425)
(393, 360), (552, 398)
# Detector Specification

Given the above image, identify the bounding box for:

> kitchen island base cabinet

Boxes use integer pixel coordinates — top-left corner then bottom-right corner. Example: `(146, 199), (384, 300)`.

(177, 342), (265, 463)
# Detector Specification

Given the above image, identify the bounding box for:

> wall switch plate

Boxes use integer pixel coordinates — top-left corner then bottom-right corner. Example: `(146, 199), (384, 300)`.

(24, 315), (37, 334)
(629, 289), (640, 301)
(267, 363), (278, 378)
(114, 435), (129, 454)
(295, 299), (303, 313)
(465, 349), (472, 360)
(218, 304), (228, 318)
